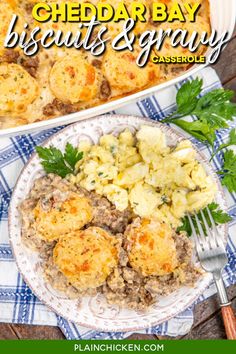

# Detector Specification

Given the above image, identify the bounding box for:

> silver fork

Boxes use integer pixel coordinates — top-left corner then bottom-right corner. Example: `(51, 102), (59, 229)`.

(187, 207), (236, 340)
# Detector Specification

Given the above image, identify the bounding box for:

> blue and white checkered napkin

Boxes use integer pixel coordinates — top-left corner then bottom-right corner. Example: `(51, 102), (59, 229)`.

(0, 67), (235, 339)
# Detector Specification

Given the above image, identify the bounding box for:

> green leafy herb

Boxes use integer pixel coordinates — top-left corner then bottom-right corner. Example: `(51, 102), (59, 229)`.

(211, 129), (236, 160)
(170, 119), (216, 145)
(193, 90), (235, 127)
(64, 143), (83, 170)
(36, 143), (83, 178)
(175, 77), (203, 116)
(162, 79), (236, 146)
(177, 202), (231, 237)
(218, 150), (236, 193)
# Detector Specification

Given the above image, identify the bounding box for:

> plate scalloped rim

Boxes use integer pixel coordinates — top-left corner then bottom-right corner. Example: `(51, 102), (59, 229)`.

(8, 114), (228, 332)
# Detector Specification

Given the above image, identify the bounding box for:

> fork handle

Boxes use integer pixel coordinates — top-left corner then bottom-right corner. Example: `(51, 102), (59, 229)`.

(221, 305), (236, 340)
(214, 276), (236, 340)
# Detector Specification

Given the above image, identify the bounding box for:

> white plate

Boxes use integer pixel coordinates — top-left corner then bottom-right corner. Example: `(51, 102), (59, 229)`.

(8, 115), (228, 332)
(1, 0), (236, 137)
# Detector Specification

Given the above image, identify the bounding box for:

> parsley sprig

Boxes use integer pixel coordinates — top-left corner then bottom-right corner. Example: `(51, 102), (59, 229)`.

(162, 79), (236, 145)
(209, 129), (236, 192)
(218, 150), (236, 193)
(177, 202), (232, 236)
(211, 129), (236, 160)
(162, 78), (236, 193)
(36, 143), (83, 178)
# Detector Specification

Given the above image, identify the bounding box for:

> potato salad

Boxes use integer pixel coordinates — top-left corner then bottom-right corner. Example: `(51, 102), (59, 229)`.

(70, 125), (217, 228)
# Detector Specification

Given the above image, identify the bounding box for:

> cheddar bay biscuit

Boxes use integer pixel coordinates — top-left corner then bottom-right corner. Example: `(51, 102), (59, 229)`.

(53, 227), (120, 290)
(125, 218), (179, 276)
(0, 63), (39, 114)
(49, 53), (101, 104)
(0, 0), (26, 56)
(102, 46), (159, 96)
(33, 192), (93, 241)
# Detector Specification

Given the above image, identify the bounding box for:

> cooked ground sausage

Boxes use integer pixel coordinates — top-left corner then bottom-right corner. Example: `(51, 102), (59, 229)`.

(53, 99), (79, 115)
(24, 3), (34, 14)
(20, 56), (39, 77)
(88, 192), (132, 234)
(20, 174), (200, 310)
(100, 79), (111, 99)
(43, 99), (78, 116)
(0, 50), (20, 64)
(92, 59), (102, 69)
(43, 102), (56, 116)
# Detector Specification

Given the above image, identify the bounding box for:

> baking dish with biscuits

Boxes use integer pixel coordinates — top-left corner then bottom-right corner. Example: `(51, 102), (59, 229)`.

(0, 0), (235, 137)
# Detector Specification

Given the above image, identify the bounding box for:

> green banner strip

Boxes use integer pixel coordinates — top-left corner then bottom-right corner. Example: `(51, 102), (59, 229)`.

(0, 339), (236, 354)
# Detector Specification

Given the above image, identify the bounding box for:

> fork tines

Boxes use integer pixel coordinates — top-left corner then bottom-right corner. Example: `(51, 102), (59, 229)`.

(187, 207), (225, 251)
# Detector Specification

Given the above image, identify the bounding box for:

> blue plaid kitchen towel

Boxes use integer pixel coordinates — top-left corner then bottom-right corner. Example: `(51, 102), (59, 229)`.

(0, 67), (235, 339)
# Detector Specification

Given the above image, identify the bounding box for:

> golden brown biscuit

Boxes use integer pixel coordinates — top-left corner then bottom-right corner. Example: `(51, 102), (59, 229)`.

(0, 1), (26, 55)
(53, 227), (120, 290)
(102, 47), (159, 96)
(125, 218), (178, 276)
(49, 53), (100, 104)
(33, 192), (93, 241)
(0, 63), (39, 114)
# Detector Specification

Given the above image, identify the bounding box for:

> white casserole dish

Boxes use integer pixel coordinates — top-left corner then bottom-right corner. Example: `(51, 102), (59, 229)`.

(1, 0), (236, 137)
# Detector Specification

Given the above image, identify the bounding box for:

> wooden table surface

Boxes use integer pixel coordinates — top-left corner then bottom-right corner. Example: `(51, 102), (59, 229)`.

(0, 29), (236, 341)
